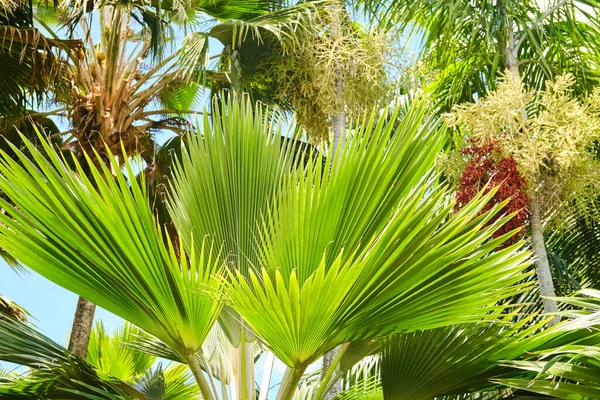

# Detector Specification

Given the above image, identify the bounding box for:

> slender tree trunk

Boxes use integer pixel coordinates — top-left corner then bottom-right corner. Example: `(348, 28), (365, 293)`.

(330, 1), (345, 156)
(323, 3), (345, 399)
(505, 18), (559, 323)
(68, 296), (96, 358)
(322, 348), (341, 400)
(185, 351), (216, 400)
(331, 77), (345, 155)
(530, 199), (561, 326)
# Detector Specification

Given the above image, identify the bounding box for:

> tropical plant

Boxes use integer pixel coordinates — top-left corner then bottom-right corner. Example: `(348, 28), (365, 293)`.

(441, 72), (600, 325)
(499, 290), (600, 398)
(357, 0), (600, 109)
(356, 0), (600, 326)
(0, 0), (322, 359)
(0, 316), (201, 399)
(0, 94), (539, 399)
(0, 0), (81, 117)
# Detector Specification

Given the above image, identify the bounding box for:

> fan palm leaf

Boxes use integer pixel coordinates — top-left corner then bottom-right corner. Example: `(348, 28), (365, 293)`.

(0, 132), (223, 362)
(168, 95), (533, 374)
(379, 310), (600, 399)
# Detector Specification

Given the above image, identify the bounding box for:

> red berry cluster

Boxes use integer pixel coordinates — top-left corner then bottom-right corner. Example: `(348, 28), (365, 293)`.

(455, 139), (529, 247)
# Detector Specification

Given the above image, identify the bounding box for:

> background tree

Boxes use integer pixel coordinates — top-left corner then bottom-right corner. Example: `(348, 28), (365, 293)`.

(356, 0), (600, 109)
(444, 72), (600, 324)
(362, 0), (600, 322)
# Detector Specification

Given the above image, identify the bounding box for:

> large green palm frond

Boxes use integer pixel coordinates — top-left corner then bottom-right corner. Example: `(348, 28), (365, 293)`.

(227, 118), (531, 368)
(169, 94), (532, 369)
(0, 133), (222, 360)
(0, 318), (144, 399)
(168, 95), (298, 278)
(498, 290), (600, 398)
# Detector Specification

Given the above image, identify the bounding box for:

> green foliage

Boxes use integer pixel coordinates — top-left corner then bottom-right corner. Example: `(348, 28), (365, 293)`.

(358, 0), (600, 110)
(0, 132), (223, 358)
(255, 5), (393, 140)
(379, 310), (600, 399)
(498, 290), (600, 398)
(0, 318), (143, 399)
(0, 94), (560, 398)
(87, 322), (156, 382)
(167, 95), (532, 372)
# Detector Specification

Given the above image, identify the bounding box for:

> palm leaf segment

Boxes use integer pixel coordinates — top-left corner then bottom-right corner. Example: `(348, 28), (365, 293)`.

(499, 290), (600, 398)
(0, 134), (223, 359)
(0, 318), (142, 399)
(169, 95), (533, 369)
(0, 1), (81, 115)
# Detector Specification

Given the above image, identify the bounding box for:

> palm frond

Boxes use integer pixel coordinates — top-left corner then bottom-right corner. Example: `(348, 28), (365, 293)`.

(87, 321), (156, 382)
(500, 346), (600, 399)
(0, 318), (143, 399)
(0, 294), (29, 322)
(169, 93), (533, 370)
(0, 132), (222, 359)
(379, 309), (599, 399)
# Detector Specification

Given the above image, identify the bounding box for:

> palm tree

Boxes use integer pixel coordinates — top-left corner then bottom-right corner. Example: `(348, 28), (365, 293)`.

(358, 0), (600, 323)
(0, 94), (543, 399)
(0, 0), (82, 118)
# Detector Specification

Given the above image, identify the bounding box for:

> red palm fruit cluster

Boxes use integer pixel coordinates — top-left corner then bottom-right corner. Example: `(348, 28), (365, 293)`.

(455, 139), (529, 247)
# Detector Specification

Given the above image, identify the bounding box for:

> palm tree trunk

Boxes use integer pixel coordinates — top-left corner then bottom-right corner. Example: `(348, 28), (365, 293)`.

(236, 323), (255, 400)
(323, 4), (344, 399)
(530, 198), (560, 326)
(331, 77), (345, 155)
(505, 18), (559, 323)
(322, 348), (341, 400)
(185, 351), (216, 400)
(276, 366), (307, 400)
(67, 296), (96, 357)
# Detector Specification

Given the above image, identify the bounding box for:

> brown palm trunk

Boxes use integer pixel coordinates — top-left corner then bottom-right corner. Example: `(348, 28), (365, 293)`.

(68, 296), (96, 357)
